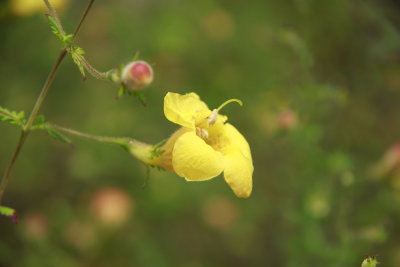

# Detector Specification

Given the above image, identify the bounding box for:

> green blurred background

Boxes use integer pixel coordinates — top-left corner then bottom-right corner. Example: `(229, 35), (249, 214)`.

(1, 0), (400, 266)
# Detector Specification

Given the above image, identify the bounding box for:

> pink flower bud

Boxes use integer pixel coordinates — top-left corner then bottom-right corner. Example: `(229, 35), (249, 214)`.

(121, 60), (153, 91)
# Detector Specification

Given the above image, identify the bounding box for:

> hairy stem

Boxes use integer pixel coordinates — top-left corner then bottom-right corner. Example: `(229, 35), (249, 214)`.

(48, 124), (156, 165)
(50, 124), (129, 146)
(0, 132), (26, 204)
(0, 0), (96, 204)
(74, 52), (112, 80)
(71, 0), (95, 43)
(44, 0), (65, 35)
(24, 50), (67, 132)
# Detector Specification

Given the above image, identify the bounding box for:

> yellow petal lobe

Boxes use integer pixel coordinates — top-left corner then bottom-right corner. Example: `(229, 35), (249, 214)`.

(164, 92), (210, 128)
(172, 132), (224, 181)
(223, 123), (252, 161)
(224, 152), (253, 198)
(219, 123), (253, 198)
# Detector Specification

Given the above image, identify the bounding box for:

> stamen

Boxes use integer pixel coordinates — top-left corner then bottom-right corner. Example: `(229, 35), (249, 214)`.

(196, 127), (209, 139)
(207, 109), (218, 126)
(217, 99), (243, 112)
(201, 128), (209, 139)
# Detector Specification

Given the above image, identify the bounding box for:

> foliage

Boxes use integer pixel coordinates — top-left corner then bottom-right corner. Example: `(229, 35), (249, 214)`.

(0, 106), (25, 128)
(1, 0), (400, 266)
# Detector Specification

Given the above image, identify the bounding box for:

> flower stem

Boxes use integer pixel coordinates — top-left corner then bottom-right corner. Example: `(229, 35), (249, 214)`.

(48, 124), (156, 165)
(74, 52), (115, 80)
(49, 124), (129, 146)
(0, 0), (96, 204)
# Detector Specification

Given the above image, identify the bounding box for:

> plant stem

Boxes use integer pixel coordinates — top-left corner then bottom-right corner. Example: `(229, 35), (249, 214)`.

(24, 49), (67, 132)
(44, 0), (65, 35)
(0, 132), (26, 203)
(74, 52), (112, 80)
(48, 124), (156, 166)
(50, 124), (129, 145)
(71, 0), (95, 43)
(0, 49), (66, 204)
(0, 0), (96, 204)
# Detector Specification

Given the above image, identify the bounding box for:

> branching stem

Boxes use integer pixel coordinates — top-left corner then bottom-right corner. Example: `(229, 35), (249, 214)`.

(0, 0), (96, 204)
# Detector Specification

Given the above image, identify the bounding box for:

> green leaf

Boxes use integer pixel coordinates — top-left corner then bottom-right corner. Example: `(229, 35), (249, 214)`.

(118, 86), (125, 98)
(361, 255), (379, 267)
(133, 91), (147, 106)
(0, 106), (26, 127)
(0, 205), (18, 224)
(62, 34), (73, 46)
(30, 115), (72, 145)
(46, 128), (72, 144)
(149, 139), (167, 159)
(151, 149), (165, 158)
(71, 51), (86, 78)
(47, 15), (64, 42)
(34, 115), (46, 127)
(153, 139), (167, 149)
(75, 47), (86, 55)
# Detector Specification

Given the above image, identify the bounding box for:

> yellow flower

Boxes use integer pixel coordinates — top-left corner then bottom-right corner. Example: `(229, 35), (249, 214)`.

(156, 92), (254, 198)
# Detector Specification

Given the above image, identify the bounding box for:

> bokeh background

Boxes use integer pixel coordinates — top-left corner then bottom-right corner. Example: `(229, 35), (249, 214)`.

(1, 0), (400, 266)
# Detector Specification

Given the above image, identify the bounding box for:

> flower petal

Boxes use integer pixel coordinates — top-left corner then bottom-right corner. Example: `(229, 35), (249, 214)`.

(172, 132), (224, 181)
(164, 92), (211, 128)
(216, 123), (253, 198)
(157, 127), (192, 172)
(207, 122), (252, 160)
(223, 123), (252, 161)
(224, 151), (253, 198)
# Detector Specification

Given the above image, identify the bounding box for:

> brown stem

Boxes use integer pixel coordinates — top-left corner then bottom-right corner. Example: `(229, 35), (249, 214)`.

(71, 0), (95, 42)
(0, 0), (96, 204)
(23, 49), (67, 131)
(0, 133), (26, 203)
(74, 52), (109, 80)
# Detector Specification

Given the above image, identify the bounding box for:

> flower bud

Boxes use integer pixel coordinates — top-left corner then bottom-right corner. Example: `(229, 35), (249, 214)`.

(121, 60), (153, 91)
(361, 255), (379, 267)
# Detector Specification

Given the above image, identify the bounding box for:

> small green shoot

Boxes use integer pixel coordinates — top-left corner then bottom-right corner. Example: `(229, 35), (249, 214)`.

(0, 205), (18, 224)
(0, 106), (26, 128)
(31, 115), (72, 144)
